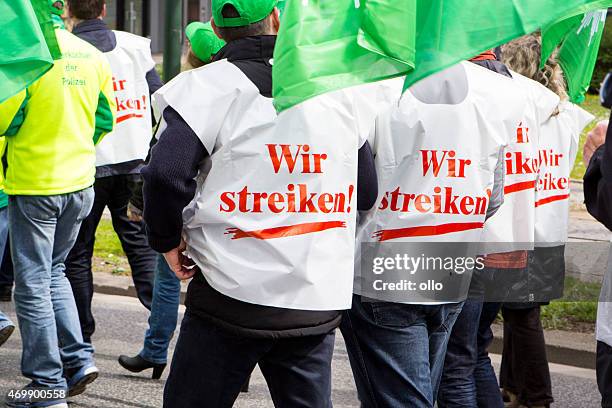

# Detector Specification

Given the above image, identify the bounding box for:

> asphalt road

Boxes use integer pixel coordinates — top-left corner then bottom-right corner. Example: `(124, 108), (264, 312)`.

(0, 294), (603, 407)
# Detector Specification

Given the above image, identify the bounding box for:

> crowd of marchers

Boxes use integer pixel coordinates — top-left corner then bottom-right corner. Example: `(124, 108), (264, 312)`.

(2, 1), (612, 408)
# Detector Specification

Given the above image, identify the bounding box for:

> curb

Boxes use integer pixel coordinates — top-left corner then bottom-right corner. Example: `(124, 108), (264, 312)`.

(489, 336), (596, 370)
(93, 281), (187, 305)
(93, 282), (597, 370)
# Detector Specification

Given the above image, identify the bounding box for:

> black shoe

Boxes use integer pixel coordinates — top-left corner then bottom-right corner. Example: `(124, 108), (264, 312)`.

(118, 354), (166, 379)
(0, 285), (11, 302)
(0, 324), (14, 347)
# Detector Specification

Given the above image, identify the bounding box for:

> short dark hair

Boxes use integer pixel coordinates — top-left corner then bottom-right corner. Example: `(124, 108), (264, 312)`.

(67, 0), (104, 20)
(215, 4), (272, 43)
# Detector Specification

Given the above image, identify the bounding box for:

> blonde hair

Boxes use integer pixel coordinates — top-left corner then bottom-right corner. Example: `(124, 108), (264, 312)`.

(501, 33), (568, 101)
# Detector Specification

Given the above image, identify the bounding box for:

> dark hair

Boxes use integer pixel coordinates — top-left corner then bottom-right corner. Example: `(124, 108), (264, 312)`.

(215, 4), (272, 43)
(67, 0), (104, 20)
(187, 48), (209, 69)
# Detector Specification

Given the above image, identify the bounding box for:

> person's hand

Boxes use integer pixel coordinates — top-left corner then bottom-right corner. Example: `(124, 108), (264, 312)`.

(127, 202), (143, 222)
(164, 239), (199, 280)
(584, 120), (608, 167)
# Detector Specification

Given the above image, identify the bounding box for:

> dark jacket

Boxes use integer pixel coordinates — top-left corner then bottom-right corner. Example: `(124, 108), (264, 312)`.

(142, 36), (378, 338)
(585, 111), (612, 231)
(72, 19), (163, 178)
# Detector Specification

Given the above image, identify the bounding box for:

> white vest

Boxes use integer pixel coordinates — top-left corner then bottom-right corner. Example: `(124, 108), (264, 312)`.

(354, 62), (526, 299)
(481, 72), (560, 250)
(153, 60), (402, 310)
(535, 102), (593, 246)
(96, 31), (155, 167)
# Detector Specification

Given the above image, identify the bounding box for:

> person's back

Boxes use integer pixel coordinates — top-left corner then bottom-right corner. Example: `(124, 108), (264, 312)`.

(142, 0), (388, 405)
(65, 0), (162, 345)
(2, 24), (115, 406)
(5, 28), (114, 195)
(536, 102), (593, 244)
(343, 60), (525, 408)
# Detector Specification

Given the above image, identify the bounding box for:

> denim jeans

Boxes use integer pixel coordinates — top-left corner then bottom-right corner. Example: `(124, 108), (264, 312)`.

(138, 255), (180, 364)
(65, 175), (155, 343)
(0, 206), (13, 329)
(164, 312), (334, 407)
(9, 189), (95, 389)
(438, 300), (503, 408)
(340, 295), (463, 408)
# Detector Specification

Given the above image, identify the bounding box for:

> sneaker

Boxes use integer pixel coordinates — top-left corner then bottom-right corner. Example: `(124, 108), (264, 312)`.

(0, 324), (14, 347)
(65, 364), (99, 397)
(0, 285), (11, 302)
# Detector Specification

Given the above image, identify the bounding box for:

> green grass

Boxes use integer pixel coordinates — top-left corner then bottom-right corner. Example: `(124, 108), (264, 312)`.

(571, 94), (610, 180)
(539, 277), (601, 331)
(93, 219), (129, 275)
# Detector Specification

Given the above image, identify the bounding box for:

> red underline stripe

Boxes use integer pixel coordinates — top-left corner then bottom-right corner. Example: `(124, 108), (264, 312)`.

(504, 180), (536, 195)
(535, 194), (570, 207)
(225, 221), (347, 240)
(373, 222), (484, 242)
(116, 113), (144, 124)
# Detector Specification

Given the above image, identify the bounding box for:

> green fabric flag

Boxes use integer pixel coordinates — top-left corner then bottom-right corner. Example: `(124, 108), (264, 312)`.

(542, 9), (608, 103)
(403, 0), (612, 92)
(0, 0), (58, 103)
(273, 0), (417, 112)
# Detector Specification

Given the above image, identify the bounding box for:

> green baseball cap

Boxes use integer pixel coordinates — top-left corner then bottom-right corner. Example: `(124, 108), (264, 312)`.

(185, 22), (226, 62)
(212, 0), (278, 28)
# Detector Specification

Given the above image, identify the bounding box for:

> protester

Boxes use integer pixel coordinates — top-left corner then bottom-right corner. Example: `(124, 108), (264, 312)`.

(118, 21), (224, 380)
(0, 7), (116, 405)
(0, 143), (13, 347)
(184, 21), (226, 69)
(438, 48), (561, 408)
(64, 0), (162, 344)
(499, 34), (593, 408)
(583, 76), (612, 408)
(340, 52), (529, 407)
(0, 99), (19, 349)
(141, 0), (402, 403)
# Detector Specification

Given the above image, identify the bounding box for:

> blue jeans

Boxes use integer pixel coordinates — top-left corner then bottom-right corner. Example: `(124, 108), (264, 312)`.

(164, 312), (334, 407)
(138, 255), (180, 364)
(340, 295), (463, 408)
(0, 206), (13, 329)
(9, 189), (95, 389)
(438, 301), (503, 408)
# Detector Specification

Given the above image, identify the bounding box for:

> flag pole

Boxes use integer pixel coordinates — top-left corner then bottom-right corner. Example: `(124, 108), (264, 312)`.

(163, 0), (182, 82)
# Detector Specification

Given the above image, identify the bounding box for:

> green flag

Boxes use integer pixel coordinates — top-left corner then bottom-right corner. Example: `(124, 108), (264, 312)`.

(0, 0), (58, 103)
(403, 0), (612, 92)
(542, 10), (608, 103)
(273, 0), (417, 112)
